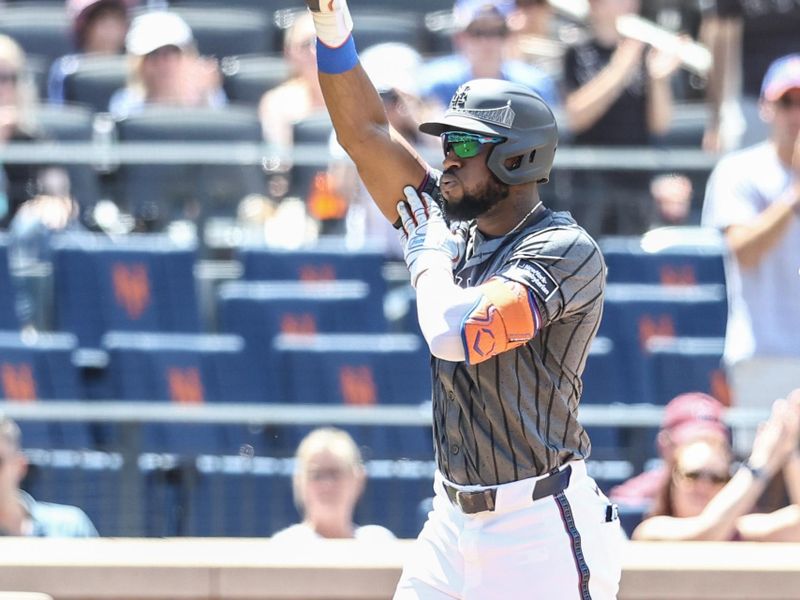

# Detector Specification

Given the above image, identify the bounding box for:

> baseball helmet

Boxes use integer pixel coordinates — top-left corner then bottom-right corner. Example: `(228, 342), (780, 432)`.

(419, 79), (558, 185)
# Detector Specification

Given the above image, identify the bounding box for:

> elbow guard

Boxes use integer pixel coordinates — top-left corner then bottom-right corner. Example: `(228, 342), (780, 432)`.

(461, 277), (540, 365)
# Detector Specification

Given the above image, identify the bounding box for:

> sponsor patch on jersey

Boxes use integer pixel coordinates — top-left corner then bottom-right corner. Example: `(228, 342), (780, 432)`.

(504, 261), (559, 302)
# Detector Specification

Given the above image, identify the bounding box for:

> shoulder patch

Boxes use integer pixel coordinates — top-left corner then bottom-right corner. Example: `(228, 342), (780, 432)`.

(505, 261), (560, 302)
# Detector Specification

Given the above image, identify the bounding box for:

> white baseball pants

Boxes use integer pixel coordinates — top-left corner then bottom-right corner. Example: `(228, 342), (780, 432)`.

(394, 461), (624, 599)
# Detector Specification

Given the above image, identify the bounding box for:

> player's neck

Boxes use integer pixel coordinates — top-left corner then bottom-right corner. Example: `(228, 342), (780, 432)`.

(477, 186), (543, 238)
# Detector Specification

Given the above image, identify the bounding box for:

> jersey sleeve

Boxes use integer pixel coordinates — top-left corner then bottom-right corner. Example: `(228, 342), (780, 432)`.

(497, 227), (606, 328)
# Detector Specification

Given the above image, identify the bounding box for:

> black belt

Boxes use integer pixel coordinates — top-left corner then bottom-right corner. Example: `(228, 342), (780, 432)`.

(444, 465), (573, 515)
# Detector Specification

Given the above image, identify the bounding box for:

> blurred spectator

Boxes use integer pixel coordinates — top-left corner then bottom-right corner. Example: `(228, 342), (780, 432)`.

(109, 10), (227, 119)
(258, 11), (324, 149)
(648, 173), (693, 229)
(0, 415), (98, 537)
(507, 0), (566, 78)
(700, 0), (800, 152)
(610, 392), (729, 508)
(561, 0), (683, 237)
(420, 0), (559, 111)
(0, 35), (63, 229)
(327, 43), (433, 255)
(271, 427), (396, 542)
(632, 392), (800, 541)
(701, 54), (800, 410)
(48, 0), (135, 104)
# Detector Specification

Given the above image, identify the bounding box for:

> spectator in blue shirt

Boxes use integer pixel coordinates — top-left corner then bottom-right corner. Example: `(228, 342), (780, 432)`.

(0, 415), (97, 537)
(420, 0), (559, 110)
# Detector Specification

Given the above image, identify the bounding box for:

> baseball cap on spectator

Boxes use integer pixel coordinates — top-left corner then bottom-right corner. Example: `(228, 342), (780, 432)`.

(125, 11), (194, 57)
(761, 54), (800, 102)
(360, 43), (422, 97)
(662, 392), (728, 445)
(453, 0), (515, 32)
(68, 0), (131, 47)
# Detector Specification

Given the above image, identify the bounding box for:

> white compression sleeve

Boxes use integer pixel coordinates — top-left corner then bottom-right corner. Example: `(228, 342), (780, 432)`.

(414, 267), (482, 362)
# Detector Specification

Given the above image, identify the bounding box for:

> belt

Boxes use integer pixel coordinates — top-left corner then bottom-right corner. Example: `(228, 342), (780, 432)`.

(444, 465), (572, 515)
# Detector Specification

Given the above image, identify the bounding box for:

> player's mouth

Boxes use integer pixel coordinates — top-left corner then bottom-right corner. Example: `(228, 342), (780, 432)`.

(440, 174), (459, 190)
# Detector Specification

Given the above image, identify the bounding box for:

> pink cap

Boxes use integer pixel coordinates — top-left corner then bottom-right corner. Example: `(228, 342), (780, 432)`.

(662, 392), (728, 444)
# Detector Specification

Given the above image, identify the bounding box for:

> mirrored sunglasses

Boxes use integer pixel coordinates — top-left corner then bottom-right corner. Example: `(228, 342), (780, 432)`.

(441, 131), (504, 159)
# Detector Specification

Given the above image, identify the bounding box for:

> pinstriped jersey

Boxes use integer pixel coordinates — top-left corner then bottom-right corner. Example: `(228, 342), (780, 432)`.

(426, 175), (606, 486)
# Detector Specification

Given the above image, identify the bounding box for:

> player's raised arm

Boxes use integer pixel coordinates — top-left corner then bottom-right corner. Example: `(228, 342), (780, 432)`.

(305, 0), (427, 223)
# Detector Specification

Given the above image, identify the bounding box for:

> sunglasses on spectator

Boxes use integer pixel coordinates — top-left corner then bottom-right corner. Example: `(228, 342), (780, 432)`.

(441, 131), (504, 159)
(0, 71), (18, 85)
(676, 468), (730, 485)
(465, 27), (509, 39)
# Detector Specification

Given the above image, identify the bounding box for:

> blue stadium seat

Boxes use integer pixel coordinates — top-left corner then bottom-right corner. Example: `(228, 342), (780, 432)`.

(274, 333), (430, 405)
(51, 233), (201, 351)
(101, 332), (255, 454)
(644, 336), (727, 405)
(114, 106), (266, 228)
(0, 5), (72, 73)
(237, 243), (388, 303)
(0, 331), (81, 400)
(168, 6), (276, 57)
(580, 336), (621, 405)
(187, 457), (297, 537)
(600, 229), (726, 286)
(599, 284), (727, 404)
(217, 280), (385, 401)
(0, 235), (20, 330)
(357, 468), (434, 539)
(60, 54), (128, 114)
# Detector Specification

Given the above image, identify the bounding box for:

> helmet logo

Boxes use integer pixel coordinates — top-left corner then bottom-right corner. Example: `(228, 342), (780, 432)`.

(450, 85), (471, 110)
(446, 98), (516, 129)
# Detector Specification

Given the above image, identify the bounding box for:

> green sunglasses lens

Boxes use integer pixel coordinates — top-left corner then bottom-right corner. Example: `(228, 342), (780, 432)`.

(442, 132), (501, 158)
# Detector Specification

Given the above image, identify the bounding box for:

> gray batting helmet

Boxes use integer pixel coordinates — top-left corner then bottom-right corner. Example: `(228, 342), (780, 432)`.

(419, 79), (558, 185)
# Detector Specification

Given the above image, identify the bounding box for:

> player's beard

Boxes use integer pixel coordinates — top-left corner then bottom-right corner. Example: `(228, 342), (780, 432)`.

(443, 170), (509, 222)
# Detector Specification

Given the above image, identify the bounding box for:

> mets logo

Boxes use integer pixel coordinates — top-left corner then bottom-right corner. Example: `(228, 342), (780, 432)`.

(340, 365), (377, 405)
(168, 367), (204, 404)
(113, 263), (150, 320)
(450, 85), (470, 110)
(1, 363), (36, 401)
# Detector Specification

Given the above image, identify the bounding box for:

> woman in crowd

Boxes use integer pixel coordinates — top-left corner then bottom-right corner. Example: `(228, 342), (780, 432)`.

(633, 392), (800, 541)
(271, 427), (396, 542)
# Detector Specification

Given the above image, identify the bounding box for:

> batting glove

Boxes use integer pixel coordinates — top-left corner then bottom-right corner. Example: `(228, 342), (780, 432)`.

(397, 186), (465, 288)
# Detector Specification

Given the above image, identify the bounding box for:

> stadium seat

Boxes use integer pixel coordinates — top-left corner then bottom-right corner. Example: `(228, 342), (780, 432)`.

(60, 54), (128, 114)
(50, 233), (201, 351)
(274, 333), (430, 405)
(0, 331), (89, 449)
(237, 243), (388, 303)
(0, 4), (73, 71)
(290, 111), (333, 200)
(347, 11), (425, 52)
(599, 283), (728, 404)
(600, 229), (726, 286)
(580, 336), (622, 405)
(356, 469), (434, 539)
(644, 336), (728, 406)
(0, 235), (20, 330)
(187, 456), (297, 537)
(35, 103), (102, 209)
(102, 331), (255, 404)
(0, 331), (81, 400)
(114, 105), (266, 228)
(221, 54), (289, 105)
(217, 280), (385, 401)
(167, 6), (276, 57)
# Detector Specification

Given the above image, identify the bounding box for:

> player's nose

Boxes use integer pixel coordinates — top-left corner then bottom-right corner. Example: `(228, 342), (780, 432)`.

(442, 148), (462, 170)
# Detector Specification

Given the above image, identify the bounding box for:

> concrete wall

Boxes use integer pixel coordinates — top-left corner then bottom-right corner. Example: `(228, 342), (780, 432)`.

(1, 539), (799, 600)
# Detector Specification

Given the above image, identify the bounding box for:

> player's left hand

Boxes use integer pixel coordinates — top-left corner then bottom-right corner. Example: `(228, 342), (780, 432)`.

(397, 186), (464, 287)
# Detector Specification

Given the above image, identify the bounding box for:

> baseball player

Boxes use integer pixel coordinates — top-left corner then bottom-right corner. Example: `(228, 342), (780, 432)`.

(303, 1), (623, 598)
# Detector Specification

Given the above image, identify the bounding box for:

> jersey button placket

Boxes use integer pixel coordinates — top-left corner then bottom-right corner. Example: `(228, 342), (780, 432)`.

(447, 390), (455, 401)
(451, 445), (460, 455)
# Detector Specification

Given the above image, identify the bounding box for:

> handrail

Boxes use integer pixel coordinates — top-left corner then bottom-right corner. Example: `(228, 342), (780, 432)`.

(0, 141), (718, 171)
(0, 401), (769, 428)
